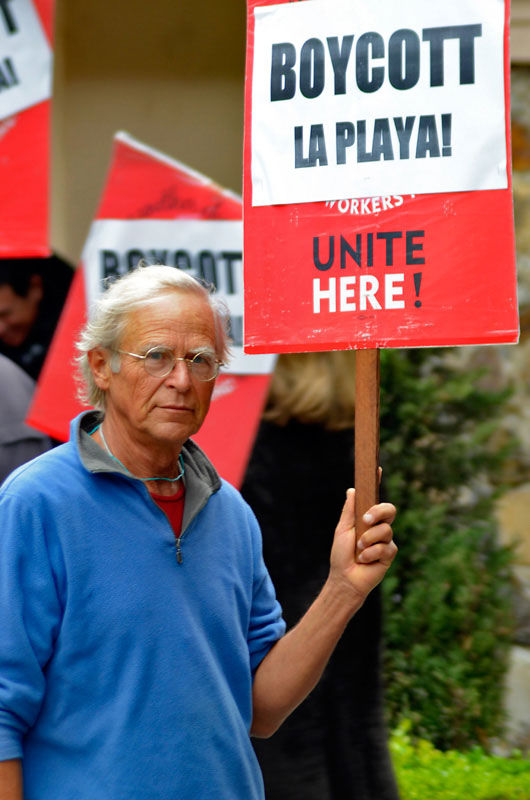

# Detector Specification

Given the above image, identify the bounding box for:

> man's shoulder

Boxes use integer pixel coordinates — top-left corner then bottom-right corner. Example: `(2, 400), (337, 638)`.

(216, 477), (249, 506)
(207, 477), (260, 534)
(1, 439), (77, 497)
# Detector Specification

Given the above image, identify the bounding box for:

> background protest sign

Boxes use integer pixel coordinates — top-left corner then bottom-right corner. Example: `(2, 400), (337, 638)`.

(81, 217), (269, 376)
(250, 0), (507, 207)
(0, 0), (52, 120)
(28, 132), (275, 487)
(0, 0), (53, 256)
(243, 0), (519, 354)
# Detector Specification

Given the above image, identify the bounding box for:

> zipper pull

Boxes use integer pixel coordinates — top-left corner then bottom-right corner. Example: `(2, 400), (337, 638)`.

(176, 537), (183, 565)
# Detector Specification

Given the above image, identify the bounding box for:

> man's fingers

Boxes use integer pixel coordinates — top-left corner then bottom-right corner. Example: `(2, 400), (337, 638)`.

(357, 540), (398, 565)
(335, 492), (397, 567)
(361, 502), (396, 528)
(357, 521), (393, 550)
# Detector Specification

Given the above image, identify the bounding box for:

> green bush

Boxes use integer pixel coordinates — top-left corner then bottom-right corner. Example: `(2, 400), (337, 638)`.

(380, 348), (517, 750)
(390, 721), (530, 799)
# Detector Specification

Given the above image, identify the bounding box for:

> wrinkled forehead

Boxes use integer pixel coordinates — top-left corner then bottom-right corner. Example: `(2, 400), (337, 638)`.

(118, 289), (217, 351)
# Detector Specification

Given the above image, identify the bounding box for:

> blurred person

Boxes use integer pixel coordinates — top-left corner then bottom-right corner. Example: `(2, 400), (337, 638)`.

(241, 351), (400, 800)
(0, 354), (52, 483)
(0, 255), (73, 380)
(0, 266), (397, 800)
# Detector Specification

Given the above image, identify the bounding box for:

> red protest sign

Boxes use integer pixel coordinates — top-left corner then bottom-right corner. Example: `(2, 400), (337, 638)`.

(243, 0), (519, 353)
(28, 133), (274, 486)
(0, 0), (54, 257)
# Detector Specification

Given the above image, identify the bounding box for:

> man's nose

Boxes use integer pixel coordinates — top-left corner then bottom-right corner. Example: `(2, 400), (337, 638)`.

(165, 358), (192, 389)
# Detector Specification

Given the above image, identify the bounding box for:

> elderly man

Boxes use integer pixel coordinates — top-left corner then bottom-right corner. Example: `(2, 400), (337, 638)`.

(0, 266), (397, 800)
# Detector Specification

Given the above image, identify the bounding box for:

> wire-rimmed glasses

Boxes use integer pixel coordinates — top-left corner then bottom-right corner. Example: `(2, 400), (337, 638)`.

(116, 346), (222, 382)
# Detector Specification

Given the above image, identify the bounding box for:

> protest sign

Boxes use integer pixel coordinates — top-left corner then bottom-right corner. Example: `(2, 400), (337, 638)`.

(81, 218), (267, 376)
(0, 0), (53, 256)
(243, 0), (518, 353)
(0, 0), (52, 120)
(244, 0), (518, 535)
(28, 132), (274, 487)
(251, 0), (507, 207)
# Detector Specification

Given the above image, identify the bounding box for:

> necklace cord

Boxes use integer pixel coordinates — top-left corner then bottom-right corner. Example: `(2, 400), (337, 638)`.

(96, 424), (185, 483)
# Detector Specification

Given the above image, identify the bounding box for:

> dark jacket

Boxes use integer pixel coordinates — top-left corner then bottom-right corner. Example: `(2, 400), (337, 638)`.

(241, 419), (399, 800)
(0, 355), (52, 483)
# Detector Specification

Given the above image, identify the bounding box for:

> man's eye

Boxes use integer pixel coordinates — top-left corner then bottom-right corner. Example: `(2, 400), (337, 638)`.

(147, 349), (169, 362)
(192, 353), (213, 366)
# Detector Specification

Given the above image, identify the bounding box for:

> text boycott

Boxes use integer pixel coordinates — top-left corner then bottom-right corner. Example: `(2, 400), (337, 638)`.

(271, 26), (482, 101)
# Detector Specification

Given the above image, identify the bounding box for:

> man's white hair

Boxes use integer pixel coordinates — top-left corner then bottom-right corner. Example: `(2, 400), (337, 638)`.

(75, 264), (230, 409)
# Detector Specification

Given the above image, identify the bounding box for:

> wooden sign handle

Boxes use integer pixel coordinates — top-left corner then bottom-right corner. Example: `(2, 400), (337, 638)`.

(354, 349), (380, 551)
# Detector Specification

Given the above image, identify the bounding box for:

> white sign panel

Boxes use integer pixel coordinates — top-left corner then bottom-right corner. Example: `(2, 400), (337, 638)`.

(81, 219), (275, 376)
(251, 0), (507, 206)
(0, 0), (52, 121)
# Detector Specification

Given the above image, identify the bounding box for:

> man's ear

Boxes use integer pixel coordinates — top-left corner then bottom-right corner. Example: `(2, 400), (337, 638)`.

(87, 348), (112, 392)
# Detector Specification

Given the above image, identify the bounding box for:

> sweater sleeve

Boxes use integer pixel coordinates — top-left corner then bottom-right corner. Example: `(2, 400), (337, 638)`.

(245, 506), (286, 676)
(0, 491), (63, 761)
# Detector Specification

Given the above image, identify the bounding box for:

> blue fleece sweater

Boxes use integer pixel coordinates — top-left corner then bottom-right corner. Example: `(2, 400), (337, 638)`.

(0, 413), (285, 799)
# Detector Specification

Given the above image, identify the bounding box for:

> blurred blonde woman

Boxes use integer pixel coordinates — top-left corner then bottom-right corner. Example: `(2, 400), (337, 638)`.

(241, 351), (399, 800)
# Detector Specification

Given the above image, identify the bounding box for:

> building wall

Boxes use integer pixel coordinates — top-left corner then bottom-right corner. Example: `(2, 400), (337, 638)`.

(51, 0), (246, 262)
(512, 0), (530, 63)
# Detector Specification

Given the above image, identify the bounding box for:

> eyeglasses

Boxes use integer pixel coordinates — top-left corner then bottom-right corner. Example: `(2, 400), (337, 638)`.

(116, 346), (222, 381)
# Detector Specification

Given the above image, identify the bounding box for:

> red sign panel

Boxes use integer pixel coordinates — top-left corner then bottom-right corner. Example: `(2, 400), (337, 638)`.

(243, 0), (519, 353)
(0, 0), (54, 257)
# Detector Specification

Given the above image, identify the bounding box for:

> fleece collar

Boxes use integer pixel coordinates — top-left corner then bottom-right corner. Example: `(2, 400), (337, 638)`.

(74, 410), (221, 533)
